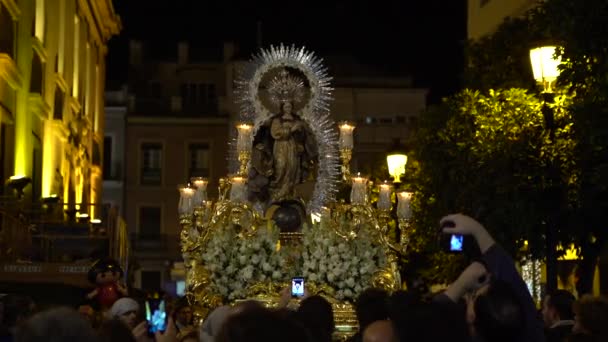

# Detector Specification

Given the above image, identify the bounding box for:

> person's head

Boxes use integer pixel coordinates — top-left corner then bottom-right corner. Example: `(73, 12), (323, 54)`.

(174, 302), (193, 327)
(572, 295), (608, 336)
(355, 288), (389, 333)
(98, 318), (136, 342)
(542, 290), (576, 327)
(362, 320), (397, 342)
(0, 295), (35, 329)
(280, 101), (294, 115)
(296, 296), (334, 342)
(216, 306), (309, 342)
(88, 258), (123, 285)
(109, 297), (139, 329)
(15, 307), (100, 342)
(470, 280), (525, 342)
(391, 300), (468, 342)
(200, 305), (232, 342)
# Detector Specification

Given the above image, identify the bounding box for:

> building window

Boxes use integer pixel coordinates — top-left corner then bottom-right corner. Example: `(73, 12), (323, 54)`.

(0, 4), (15, 57)
(181, 83), (217, 109)
(30, 51), (44, 94)
(141, 271), (162, 291)
(103, 137), (112, 179)
(148, 82), (161, 98)
(138, 206), (161, 238)
(53, 86), (65, 120)
(188, 143), (210, 178)
(141, 143), (162, 185)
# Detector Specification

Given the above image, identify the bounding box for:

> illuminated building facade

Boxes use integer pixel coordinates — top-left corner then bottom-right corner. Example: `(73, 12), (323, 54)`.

(468, 0), (537, 39)
(0, 0), (120, 219)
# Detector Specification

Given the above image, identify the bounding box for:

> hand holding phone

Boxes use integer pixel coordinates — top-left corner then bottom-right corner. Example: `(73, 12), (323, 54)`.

(145, 299), (167, 334)
(291, 277), (305, 298)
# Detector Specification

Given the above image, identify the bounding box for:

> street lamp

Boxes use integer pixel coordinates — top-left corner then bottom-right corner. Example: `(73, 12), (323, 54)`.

(529, 45), (562, 93)
(386, 139), (408, 185)
(529, 43), (563, 294)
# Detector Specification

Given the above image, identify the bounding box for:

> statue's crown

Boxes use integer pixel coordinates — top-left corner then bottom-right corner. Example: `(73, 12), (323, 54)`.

(267, 69), (305, 106)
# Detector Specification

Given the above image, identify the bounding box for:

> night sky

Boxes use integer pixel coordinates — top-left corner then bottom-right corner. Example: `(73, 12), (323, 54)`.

(107, 0), (467, 102)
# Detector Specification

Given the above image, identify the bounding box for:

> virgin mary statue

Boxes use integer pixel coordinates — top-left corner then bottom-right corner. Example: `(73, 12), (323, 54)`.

(248, 69), (318, 205)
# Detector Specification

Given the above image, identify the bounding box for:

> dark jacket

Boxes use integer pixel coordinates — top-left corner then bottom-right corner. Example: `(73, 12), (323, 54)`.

(436, 244), (546, 342)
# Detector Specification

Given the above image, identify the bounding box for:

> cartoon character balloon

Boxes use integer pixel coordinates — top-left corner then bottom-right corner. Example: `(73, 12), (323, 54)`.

(86, 258), (128, 310)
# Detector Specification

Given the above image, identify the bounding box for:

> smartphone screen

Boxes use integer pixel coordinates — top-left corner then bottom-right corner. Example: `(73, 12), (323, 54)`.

(145, 299), (167, 334)
(450, 234), (464, 252)
(291, 277), (305, 297)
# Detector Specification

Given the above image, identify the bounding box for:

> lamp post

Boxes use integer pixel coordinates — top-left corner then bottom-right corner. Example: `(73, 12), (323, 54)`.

(386, 139), (408, 188)
(529, 44), (562, 294)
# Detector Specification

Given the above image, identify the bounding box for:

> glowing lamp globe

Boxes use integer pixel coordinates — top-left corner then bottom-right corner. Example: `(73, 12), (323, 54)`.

(387, 153), (407, 183)
(529, 45), (562, 93)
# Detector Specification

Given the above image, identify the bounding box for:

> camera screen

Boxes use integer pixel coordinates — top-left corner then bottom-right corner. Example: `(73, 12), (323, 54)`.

(450, 235), (464, 252)
(292, 277), (304, 297)
(146, 299), (167, 334)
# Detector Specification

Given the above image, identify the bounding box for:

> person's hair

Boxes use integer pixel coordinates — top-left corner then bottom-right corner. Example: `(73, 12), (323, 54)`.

(354, 288), (389, 333)
(473, 280), (525, 342)
(177, 329), (198, 342)
(390, 299), (468, 342)
(296, 296), (335, 342)
(573, 295), (608, 337)
(548, 290), (576, 321)
(216, 306), (310, 342)
(15, 307), (100, 342)
(0, 295), (34, 327)
(98, 318), (136, 342)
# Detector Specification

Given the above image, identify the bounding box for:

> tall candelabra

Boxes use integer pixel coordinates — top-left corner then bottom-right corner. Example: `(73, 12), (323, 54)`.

(396, 191), (413, 252)
(236, 123), (253, 176)
(339, 122), (355, 181)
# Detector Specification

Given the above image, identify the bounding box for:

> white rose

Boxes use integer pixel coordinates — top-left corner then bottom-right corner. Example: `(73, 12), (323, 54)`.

(262, 262), (273, 272)
(272, 270), (281, 279)
(309, 274), (318, 282)
(344, 289), (354, 298)
(327, 273), (336, 282)
(251, 255), (260, 265)
(345, 278), (356, 287)
(239, 255), (248, 265)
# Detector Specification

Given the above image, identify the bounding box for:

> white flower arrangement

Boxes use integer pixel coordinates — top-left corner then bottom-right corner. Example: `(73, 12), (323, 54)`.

(200, 226), (286, 301)
(302, 221), (387, 301)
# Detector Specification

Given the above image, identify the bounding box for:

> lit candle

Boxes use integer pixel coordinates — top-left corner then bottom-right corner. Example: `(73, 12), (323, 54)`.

(378, 182), (392, 211)
(190, 177), (208, 207)
(236, 123), (253, 153)
(338, 122), (355, 150)
(229, 176), (247, 202)
(397, 191), (413, 219)
(178, 184), (195, 216)
(350, 173), (368, 205)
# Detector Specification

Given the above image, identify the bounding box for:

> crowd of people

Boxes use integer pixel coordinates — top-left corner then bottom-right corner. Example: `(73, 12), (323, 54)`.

(1, 214), (608, 342)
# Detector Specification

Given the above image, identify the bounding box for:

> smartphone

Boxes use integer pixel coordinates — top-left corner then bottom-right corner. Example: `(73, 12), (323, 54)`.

(439, 220), (464, 254)
(145, 299), (167, 334)
(291, 277), (305, 298)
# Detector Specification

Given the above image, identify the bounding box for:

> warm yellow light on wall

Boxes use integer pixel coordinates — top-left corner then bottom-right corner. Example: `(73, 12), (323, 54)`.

(41, 123), (57, 198)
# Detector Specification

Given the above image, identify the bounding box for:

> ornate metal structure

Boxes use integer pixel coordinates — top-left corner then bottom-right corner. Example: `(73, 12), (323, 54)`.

(179, 45), (414, 340)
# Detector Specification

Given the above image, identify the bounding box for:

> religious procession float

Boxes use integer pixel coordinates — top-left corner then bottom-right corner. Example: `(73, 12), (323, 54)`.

(177, 45), (414, 338)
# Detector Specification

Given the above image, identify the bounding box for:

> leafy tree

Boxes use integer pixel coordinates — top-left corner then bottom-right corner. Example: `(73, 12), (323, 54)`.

(408, 88), (576, 284)
(461, 0), (608, 294)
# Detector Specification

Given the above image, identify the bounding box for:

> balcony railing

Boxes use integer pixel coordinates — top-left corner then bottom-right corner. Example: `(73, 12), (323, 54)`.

(0, 200), (129, 272)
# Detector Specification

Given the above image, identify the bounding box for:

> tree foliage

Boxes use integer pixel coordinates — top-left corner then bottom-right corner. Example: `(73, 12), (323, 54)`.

(410, 0), (608, 288)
